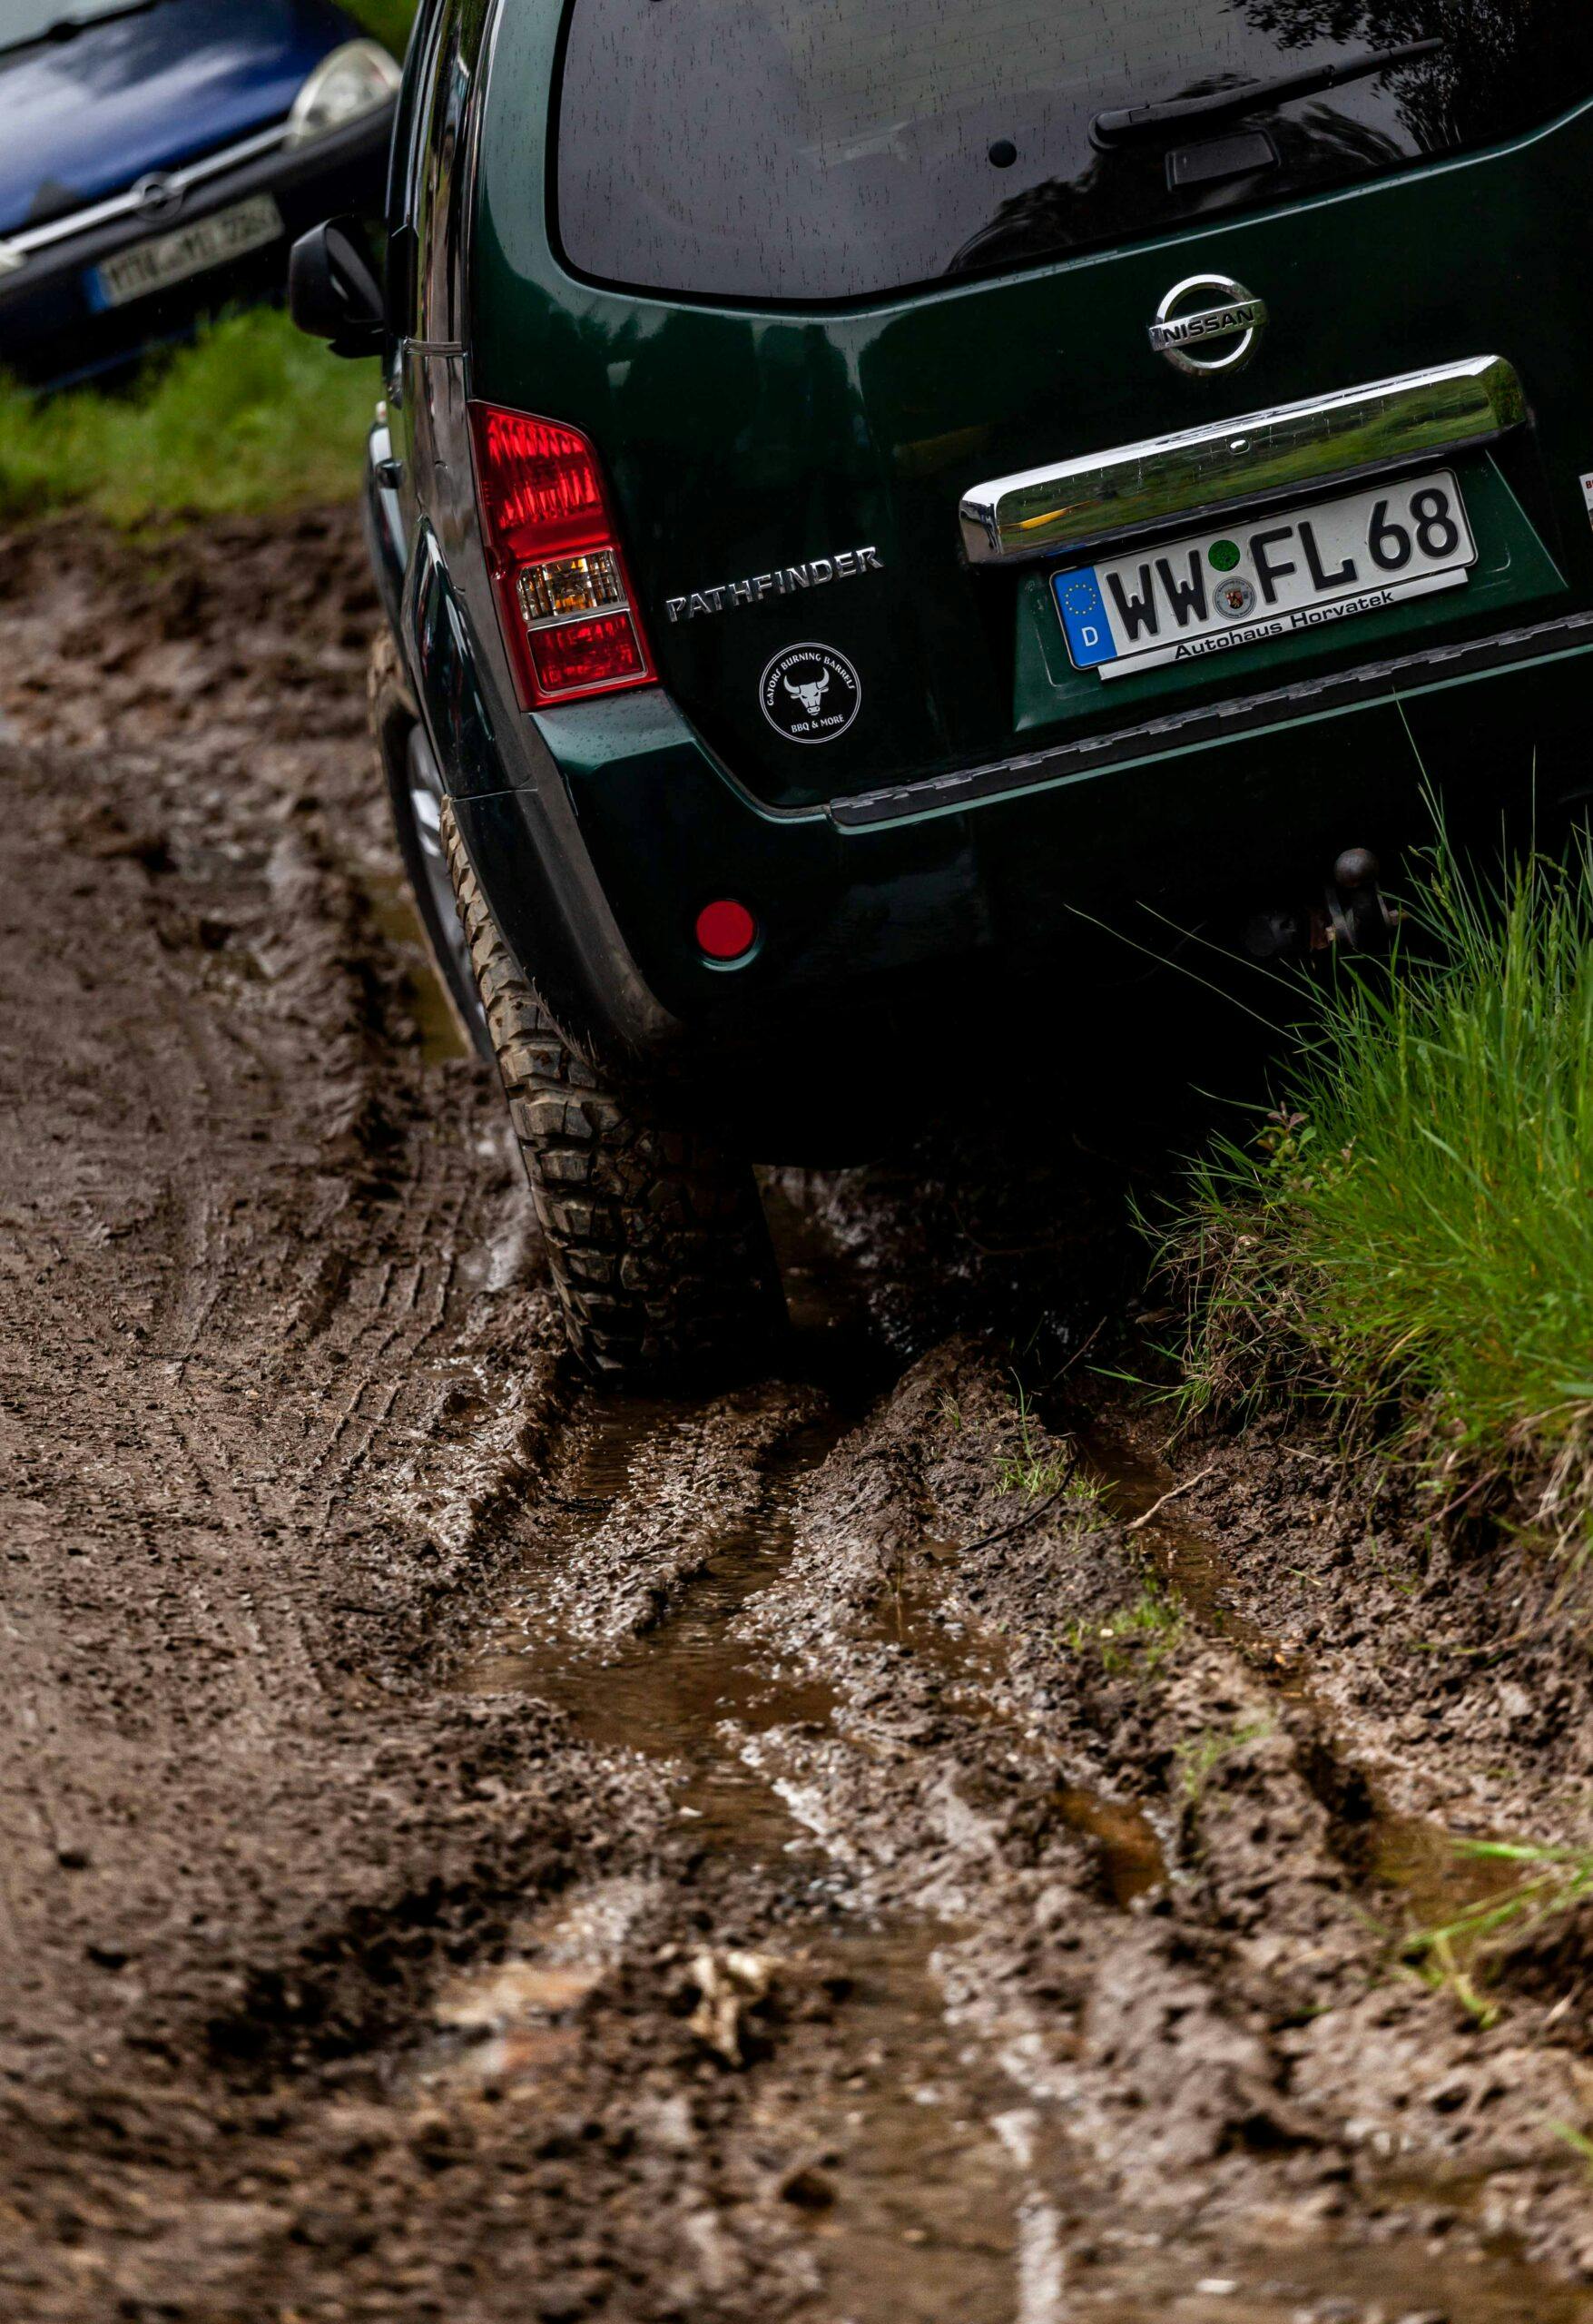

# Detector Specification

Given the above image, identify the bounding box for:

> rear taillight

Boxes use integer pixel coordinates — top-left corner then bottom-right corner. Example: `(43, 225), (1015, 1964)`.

(467, 402), (655, 710)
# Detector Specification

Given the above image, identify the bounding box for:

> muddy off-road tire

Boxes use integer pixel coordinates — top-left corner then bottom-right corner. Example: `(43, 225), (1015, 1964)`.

(368, 632), (493, 1061)
(440, 801), (786, 1380)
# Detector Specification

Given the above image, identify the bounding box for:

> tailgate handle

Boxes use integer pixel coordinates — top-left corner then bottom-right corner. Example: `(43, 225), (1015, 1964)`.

(959, 355), (1527, 565)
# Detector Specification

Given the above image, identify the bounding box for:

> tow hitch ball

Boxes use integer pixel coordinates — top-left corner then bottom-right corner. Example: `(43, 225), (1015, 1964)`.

(1244, 848), (1400, 960)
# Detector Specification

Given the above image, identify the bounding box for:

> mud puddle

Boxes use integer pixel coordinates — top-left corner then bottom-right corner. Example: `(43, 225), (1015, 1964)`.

(1053, 1785), (1166, 1909)
(353, 863), (471, 1066)
(1077, 1422), (1307, 1684)
(1350, 1804), (1541, 1946)
(457, 1393), (845, 1859)
(242, 847), (1593, 2322)
(10, 509), (1593, 2320)
(441, 1299), (1072, 2319)
(860, 1533), (1173, 1910)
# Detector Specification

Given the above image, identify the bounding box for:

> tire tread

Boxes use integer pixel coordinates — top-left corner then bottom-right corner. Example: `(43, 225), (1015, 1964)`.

(442, 801), (783, 1378)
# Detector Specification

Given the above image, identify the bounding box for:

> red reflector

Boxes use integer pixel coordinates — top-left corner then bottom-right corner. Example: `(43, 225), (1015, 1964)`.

(467, 400), (656, 709)
(529, 612), (646, 695)
(695, 899), (758, 961)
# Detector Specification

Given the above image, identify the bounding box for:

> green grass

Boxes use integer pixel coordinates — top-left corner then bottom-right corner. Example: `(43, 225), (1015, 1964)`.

(1175, 1718), (1271, 1805)
(0, 310), (381, 524)
(1066, 1587), (1183, 1678)
(1164, 833), (1593, 1543)
(345, 0), (418, 52)
(997, 1373), (1060, 1496)
(1400, 1840), (1593, 2026)
(995, 1371), (1097, 1504)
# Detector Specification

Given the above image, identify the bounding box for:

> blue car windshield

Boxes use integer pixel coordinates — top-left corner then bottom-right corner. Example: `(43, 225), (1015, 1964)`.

(0, 0), (153, 54)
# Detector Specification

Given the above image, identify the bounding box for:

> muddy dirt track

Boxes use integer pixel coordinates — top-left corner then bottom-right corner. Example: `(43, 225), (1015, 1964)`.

(5, 513), (1593, 2322)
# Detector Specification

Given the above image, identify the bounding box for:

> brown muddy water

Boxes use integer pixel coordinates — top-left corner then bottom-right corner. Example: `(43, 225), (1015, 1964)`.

(442, 1274), (1057, 2323)
(355, 862), (473, 1067)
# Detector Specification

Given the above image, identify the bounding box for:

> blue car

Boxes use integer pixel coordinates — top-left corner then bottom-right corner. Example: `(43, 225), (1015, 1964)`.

(0, 0), (399, 389)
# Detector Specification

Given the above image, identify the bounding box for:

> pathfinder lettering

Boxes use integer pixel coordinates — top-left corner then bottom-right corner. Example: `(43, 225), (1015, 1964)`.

(666, 545), (884, 624)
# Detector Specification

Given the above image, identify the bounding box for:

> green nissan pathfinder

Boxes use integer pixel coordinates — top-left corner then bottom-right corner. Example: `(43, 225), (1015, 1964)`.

(292, 0), (1593, 1377)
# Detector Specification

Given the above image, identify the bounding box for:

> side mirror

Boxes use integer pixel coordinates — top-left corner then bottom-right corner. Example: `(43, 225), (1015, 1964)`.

(288, 218), (385, 358)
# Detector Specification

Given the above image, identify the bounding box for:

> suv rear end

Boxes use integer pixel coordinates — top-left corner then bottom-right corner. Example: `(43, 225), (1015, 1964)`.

(351, 0), (1593, 1371)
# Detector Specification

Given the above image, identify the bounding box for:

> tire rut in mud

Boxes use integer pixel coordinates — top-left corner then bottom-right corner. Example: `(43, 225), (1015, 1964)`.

(0, 514), (654, 2318)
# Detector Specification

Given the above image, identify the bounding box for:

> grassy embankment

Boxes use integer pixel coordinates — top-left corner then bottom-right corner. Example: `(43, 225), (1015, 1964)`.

(1165, 832), (1593, 1548)
(342, 0), (417, 52)
(0, 0), (415, 525)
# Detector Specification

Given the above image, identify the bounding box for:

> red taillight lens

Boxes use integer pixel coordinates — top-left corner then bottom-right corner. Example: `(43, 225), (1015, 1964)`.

(529, 613), (646, 697)
(468, 401), (655, 709)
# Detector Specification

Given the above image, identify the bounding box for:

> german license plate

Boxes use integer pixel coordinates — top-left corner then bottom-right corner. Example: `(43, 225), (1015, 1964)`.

(87, 193), (284, 311)
(1052, 469), (1477, 681)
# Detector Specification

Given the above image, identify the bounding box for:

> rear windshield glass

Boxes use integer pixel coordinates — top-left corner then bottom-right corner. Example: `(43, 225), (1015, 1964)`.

(556, 0), (1593, 302)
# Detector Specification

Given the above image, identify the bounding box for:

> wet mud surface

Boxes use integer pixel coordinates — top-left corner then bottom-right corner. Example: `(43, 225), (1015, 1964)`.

(4, 512), (1593, 2319)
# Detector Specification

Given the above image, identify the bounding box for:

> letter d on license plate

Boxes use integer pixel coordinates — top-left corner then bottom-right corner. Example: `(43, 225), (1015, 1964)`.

(1052, 468), (1476, 680)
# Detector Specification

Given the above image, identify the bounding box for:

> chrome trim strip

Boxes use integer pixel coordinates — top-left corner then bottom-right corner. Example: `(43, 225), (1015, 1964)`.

(958, 356), (1528, 565)
(0, 122), (289, 267)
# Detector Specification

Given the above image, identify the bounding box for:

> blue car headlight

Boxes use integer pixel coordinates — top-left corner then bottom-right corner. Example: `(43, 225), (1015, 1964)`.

(285, 39), (401, 148)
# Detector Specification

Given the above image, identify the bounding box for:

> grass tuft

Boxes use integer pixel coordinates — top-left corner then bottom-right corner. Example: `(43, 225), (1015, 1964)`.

(1399, 1839), (1593, 2026)
(0, 310), (380, 525)
(995, 1371), (1097, 1504)
(1175, 1718), (1271, 1804)
(1161, 833), (1593, 1546)
(997, 1448), (1081, 1500)
(1551, 2120), (1593, 2174)
(1066, 1587), (1183, 1678)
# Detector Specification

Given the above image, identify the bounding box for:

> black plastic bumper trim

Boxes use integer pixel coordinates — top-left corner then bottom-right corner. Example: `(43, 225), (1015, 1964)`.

(828, 610), (1593, 830)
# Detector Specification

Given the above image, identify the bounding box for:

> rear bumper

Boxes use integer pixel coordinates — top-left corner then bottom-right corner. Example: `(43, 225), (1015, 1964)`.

(446, 596), (1593, 1072)
(0, 106), (392, 389)
(834, 608), (1593, 827)
(385, 377), (1583, 1126)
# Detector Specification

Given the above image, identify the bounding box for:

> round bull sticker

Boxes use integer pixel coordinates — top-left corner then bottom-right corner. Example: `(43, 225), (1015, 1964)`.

(760, 644), (860, 744)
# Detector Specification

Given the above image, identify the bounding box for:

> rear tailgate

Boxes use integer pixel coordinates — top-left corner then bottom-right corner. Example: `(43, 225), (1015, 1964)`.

(857, 125), (1592, 778)
(474, 1), (1593, 811)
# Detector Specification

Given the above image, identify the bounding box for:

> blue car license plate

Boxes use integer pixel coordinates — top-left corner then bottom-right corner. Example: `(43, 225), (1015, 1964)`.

(86, 193), (284, 312)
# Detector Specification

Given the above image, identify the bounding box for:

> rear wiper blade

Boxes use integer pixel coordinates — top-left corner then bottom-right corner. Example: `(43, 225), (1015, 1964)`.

(1092, 37), (1444, 148)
